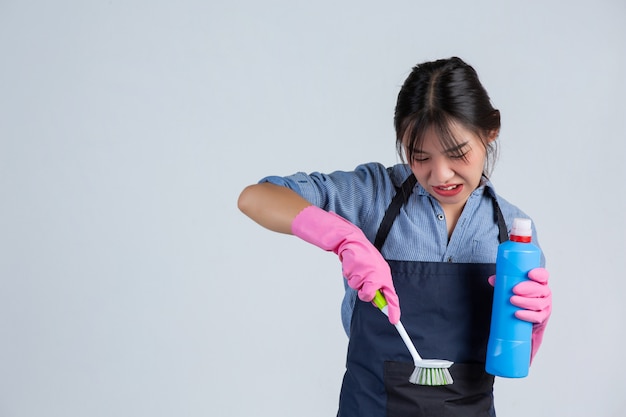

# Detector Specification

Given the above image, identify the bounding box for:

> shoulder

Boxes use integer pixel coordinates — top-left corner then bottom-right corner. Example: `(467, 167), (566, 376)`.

(316, 162), (410, 219)
(264, 162), (412, 199)
(484, 182), (543, 248)
(349, 162), (412, 188)
(482, 179), (530, 221)
(384, 163), (414, 188)
(259, 162), (413, 225)
(490, 190), (533, 228)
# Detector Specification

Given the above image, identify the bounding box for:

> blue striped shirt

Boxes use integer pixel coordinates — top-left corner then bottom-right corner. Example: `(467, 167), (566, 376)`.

(261, 162), (545, 335)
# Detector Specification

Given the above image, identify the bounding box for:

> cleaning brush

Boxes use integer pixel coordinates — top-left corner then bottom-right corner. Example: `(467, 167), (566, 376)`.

(373, 290), (454, 386)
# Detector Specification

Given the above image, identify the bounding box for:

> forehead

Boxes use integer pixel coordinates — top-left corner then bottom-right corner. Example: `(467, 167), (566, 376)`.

(403, 122), (479, 152)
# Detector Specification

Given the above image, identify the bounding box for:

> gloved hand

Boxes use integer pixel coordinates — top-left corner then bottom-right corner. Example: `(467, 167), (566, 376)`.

(488, 267), (552, 362)
(291, 205), (401, 324)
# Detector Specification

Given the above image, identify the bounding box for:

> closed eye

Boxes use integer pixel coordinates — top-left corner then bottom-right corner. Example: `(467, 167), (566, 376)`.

(449, 151), (468, 160)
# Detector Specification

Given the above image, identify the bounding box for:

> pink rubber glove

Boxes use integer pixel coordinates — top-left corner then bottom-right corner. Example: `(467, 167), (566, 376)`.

(488, 267), (551, 362)
(291, 205), (401, 324)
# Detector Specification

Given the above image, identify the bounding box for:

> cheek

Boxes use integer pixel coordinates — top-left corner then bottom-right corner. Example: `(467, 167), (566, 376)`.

(408, 161), (426, 176)
(464, 151), (487, 173)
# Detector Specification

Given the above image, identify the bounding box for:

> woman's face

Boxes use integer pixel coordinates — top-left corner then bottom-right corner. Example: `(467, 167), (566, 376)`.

(405, 123), (493, 213)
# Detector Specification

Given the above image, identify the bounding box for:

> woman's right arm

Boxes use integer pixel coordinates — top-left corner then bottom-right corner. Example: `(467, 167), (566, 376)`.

(237, 182), (312, 235)
(237, 181), (402, 323)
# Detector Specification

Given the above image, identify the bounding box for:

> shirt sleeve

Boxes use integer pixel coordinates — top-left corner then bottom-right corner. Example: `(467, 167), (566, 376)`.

(259, 163), (399, 237)
(258, 175), (304, 194)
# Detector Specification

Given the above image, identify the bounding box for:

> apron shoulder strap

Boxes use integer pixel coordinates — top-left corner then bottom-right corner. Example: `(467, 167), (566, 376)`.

(491, 197), (509, 244)
(373, 174), (417, 251)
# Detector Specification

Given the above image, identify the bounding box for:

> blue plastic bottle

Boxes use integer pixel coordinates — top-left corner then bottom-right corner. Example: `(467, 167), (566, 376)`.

(485, 218), (541, 378)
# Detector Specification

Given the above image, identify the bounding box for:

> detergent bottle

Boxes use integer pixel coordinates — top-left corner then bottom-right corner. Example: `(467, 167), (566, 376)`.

(486, 218), (541, 378)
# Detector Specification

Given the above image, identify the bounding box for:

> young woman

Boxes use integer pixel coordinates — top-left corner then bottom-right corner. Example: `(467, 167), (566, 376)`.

(238, 57), (552, 417)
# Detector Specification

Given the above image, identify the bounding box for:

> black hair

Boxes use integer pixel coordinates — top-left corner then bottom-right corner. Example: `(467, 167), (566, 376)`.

(394, 57), (501, 176)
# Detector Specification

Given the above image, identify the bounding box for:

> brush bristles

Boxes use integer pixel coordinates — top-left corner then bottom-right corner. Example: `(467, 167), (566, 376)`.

(410, 366), (454, 386)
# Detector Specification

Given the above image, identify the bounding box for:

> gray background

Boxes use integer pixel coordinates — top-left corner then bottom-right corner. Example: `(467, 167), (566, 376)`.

(1, 1), (625, 416)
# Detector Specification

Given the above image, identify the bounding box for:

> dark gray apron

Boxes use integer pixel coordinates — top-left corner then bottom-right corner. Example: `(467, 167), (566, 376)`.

(337, 174), (508, 417)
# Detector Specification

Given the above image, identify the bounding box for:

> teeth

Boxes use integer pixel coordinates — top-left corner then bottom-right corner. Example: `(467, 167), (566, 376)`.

(440, 185), (457, 190)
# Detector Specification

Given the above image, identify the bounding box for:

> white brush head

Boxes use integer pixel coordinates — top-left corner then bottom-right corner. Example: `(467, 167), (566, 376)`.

(410, 360), (454, 386)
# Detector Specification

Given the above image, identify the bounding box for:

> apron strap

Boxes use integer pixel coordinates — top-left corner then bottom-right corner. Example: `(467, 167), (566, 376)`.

(492, 196), (509, 244)
(373, 174), (417, 251)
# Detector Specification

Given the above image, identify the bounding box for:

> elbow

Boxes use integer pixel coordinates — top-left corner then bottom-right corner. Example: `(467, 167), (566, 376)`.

(237, 184), (256, 216)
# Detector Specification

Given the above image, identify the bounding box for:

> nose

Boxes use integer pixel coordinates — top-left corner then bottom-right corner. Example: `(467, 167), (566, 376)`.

(431, 158), (454, 183)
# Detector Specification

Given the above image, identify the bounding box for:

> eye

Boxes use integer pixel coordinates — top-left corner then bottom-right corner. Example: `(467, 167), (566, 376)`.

(443, 141), (471, 161)
(411, 155), (429, 163)
(450, 152), (468, 160)
(448, 146), (471, 161)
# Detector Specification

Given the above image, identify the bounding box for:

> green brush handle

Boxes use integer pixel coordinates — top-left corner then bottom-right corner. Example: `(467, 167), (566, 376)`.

(373, 290), (388, 311)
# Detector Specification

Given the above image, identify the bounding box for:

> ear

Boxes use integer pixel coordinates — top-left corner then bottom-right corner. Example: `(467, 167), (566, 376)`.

(486, 129), (500, 143)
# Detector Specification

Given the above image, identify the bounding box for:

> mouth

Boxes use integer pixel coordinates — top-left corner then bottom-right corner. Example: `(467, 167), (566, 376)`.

(432, 184), (463, 197)
(437, 185), (458, 191)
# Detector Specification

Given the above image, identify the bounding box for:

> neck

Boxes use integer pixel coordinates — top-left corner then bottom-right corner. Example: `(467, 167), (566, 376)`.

(443, 203), (465, 239)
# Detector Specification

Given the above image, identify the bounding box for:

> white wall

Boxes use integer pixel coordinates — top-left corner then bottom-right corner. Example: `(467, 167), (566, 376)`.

(1, 1), (625, 416)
